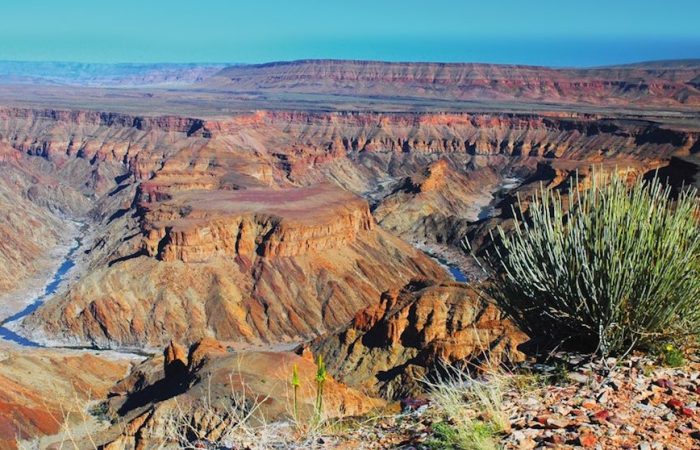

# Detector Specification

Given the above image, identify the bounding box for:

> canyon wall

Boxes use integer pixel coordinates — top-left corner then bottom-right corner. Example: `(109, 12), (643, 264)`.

(312, 280), (527, 399)
(0, 107), (695, 348)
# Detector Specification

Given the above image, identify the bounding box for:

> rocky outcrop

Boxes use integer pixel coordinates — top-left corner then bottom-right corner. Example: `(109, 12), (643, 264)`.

(98, 339), (383, 449)
(312, 280), (527, 399)
(140, 184), (375, 262)
(373, 158), (503, 242)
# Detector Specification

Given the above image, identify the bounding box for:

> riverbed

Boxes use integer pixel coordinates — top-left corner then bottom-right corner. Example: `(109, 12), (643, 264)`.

(0, 234), (82, 346)
(477, 176), (524, 220)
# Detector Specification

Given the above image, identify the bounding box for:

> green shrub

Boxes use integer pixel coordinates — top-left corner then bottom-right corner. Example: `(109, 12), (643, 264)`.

(427, 421), (499, 450)
(660, 343), (685, 367)
(481, 169), (700, 356)
(314, 355), (327, 421)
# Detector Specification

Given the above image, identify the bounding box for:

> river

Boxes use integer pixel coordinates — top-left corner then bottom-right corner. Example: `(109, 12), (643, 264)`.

(436, 256), (469, 282)
(477, 176), (524, 220)
(0, 235), (81, 347)
(414, 244), (469, 282)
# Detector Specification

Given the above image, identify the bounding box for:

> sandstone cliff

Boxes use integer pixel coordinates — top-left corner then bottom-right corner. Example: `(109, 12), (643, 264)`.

(312, 280), (527, 399)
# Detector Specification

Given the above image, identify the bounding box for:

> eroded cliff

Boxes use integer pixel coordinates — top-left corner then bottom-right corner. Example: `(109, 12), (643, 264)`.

(0, 106), (694, 348)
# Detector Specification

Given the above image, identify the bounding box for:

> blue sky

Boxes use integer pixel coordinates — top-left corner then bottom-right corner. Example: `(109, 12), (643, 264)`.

(1, 0), (699, 66)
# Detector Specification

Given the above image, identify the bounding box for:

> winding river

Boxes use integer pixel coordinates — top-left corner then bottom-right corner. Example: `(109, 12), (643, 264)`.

(0, 236), (81, 347)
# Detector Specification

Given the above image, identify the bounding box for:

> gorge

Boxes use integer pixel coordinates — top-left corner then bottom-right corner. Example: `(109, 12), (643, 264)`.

(0, 59), (698, 448)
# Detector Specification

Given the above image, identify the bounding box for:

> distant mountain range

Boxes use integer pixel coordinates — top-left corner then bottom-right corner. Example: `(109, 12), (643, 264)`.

(0, 61), (233, 86)
(1, 59), (700, 111)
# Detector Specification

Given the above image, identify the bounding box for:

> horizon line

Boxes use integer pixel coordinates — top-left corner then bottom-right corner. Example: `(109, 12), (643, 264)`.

(1, 57), (700, 71)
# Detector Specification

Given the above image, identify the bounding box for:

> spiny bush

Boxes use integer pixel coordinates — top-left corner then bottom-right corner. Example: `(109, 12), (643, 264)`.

(481, 169), (700, 356)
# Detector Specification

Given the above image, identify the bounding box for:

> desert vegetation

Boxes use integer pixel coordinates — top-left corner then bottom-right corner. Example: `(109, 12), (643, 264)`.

(423, 364), (510, 450)
(477, 169), (700, 357)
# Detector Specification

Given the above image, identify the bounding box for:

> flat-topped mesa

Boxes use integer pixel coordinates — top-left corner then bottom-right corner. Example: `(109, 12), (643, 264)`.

(207, 60), (700, 108)
(141, 183), (375, 262)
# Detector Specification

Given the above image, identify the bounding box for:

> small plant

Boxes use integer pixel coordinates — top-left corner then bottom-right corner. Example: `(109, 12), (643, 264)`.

(660, 343), (685, 368)
(87, 401), (110, 422)
(510, 372), (546, 393)
(291, 364), (300, 420)
(314, 355), (327, 421)
(473, 169), (700, 356)
(550, 362), (570, 385)
(427, 420), (500, 450)
(427, 420), (499, 450)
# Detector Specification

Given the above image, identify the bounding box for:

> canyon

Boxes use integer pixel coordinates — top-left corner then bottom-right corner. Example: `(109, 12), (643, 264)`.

(0, 60), (698, 447)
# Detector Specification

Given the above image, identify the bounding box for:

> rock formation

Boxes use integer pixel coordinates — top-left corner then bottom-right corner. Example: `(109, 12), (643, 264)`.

(23, 177), (445, 346)
(0, 105), (692, 348)
(312, 280), (527, 399)
(206, 59), (700, 108)
(99, 338), (382, 449)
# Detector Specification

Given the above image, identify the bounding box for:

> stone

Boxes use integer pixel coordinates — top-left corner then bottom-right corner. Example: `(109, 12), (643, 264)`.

(312, 281), (527, 398)
(667, 398), (684, 410)
(569, 372), (590, 384)
(592, 410), (610, 422)
(578, 432), (597, 448)
(163, 340), (188, 379)
(546, 416), (570, 429)
(680, 407), (694, 417)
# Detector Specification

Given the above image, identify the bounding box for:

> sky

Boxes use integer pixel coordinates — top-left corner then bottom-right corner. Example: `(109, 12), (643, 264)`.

(1, 0), (699, 67)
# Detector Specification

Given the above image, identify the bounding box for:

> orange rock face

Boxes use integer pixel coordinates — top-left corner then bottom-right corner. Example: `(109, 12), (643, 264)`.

(99, 339), (383, 449)
(140, 183), (375, 262)
(312, 280), (528, 399)
(0, 347), (130, 449)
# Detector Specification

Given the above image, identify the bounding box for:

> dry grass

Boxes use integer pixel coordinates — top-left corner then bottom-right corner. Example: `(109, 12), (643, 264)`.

(156, 357), (369, 449)
(423, 363), (509, 450)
